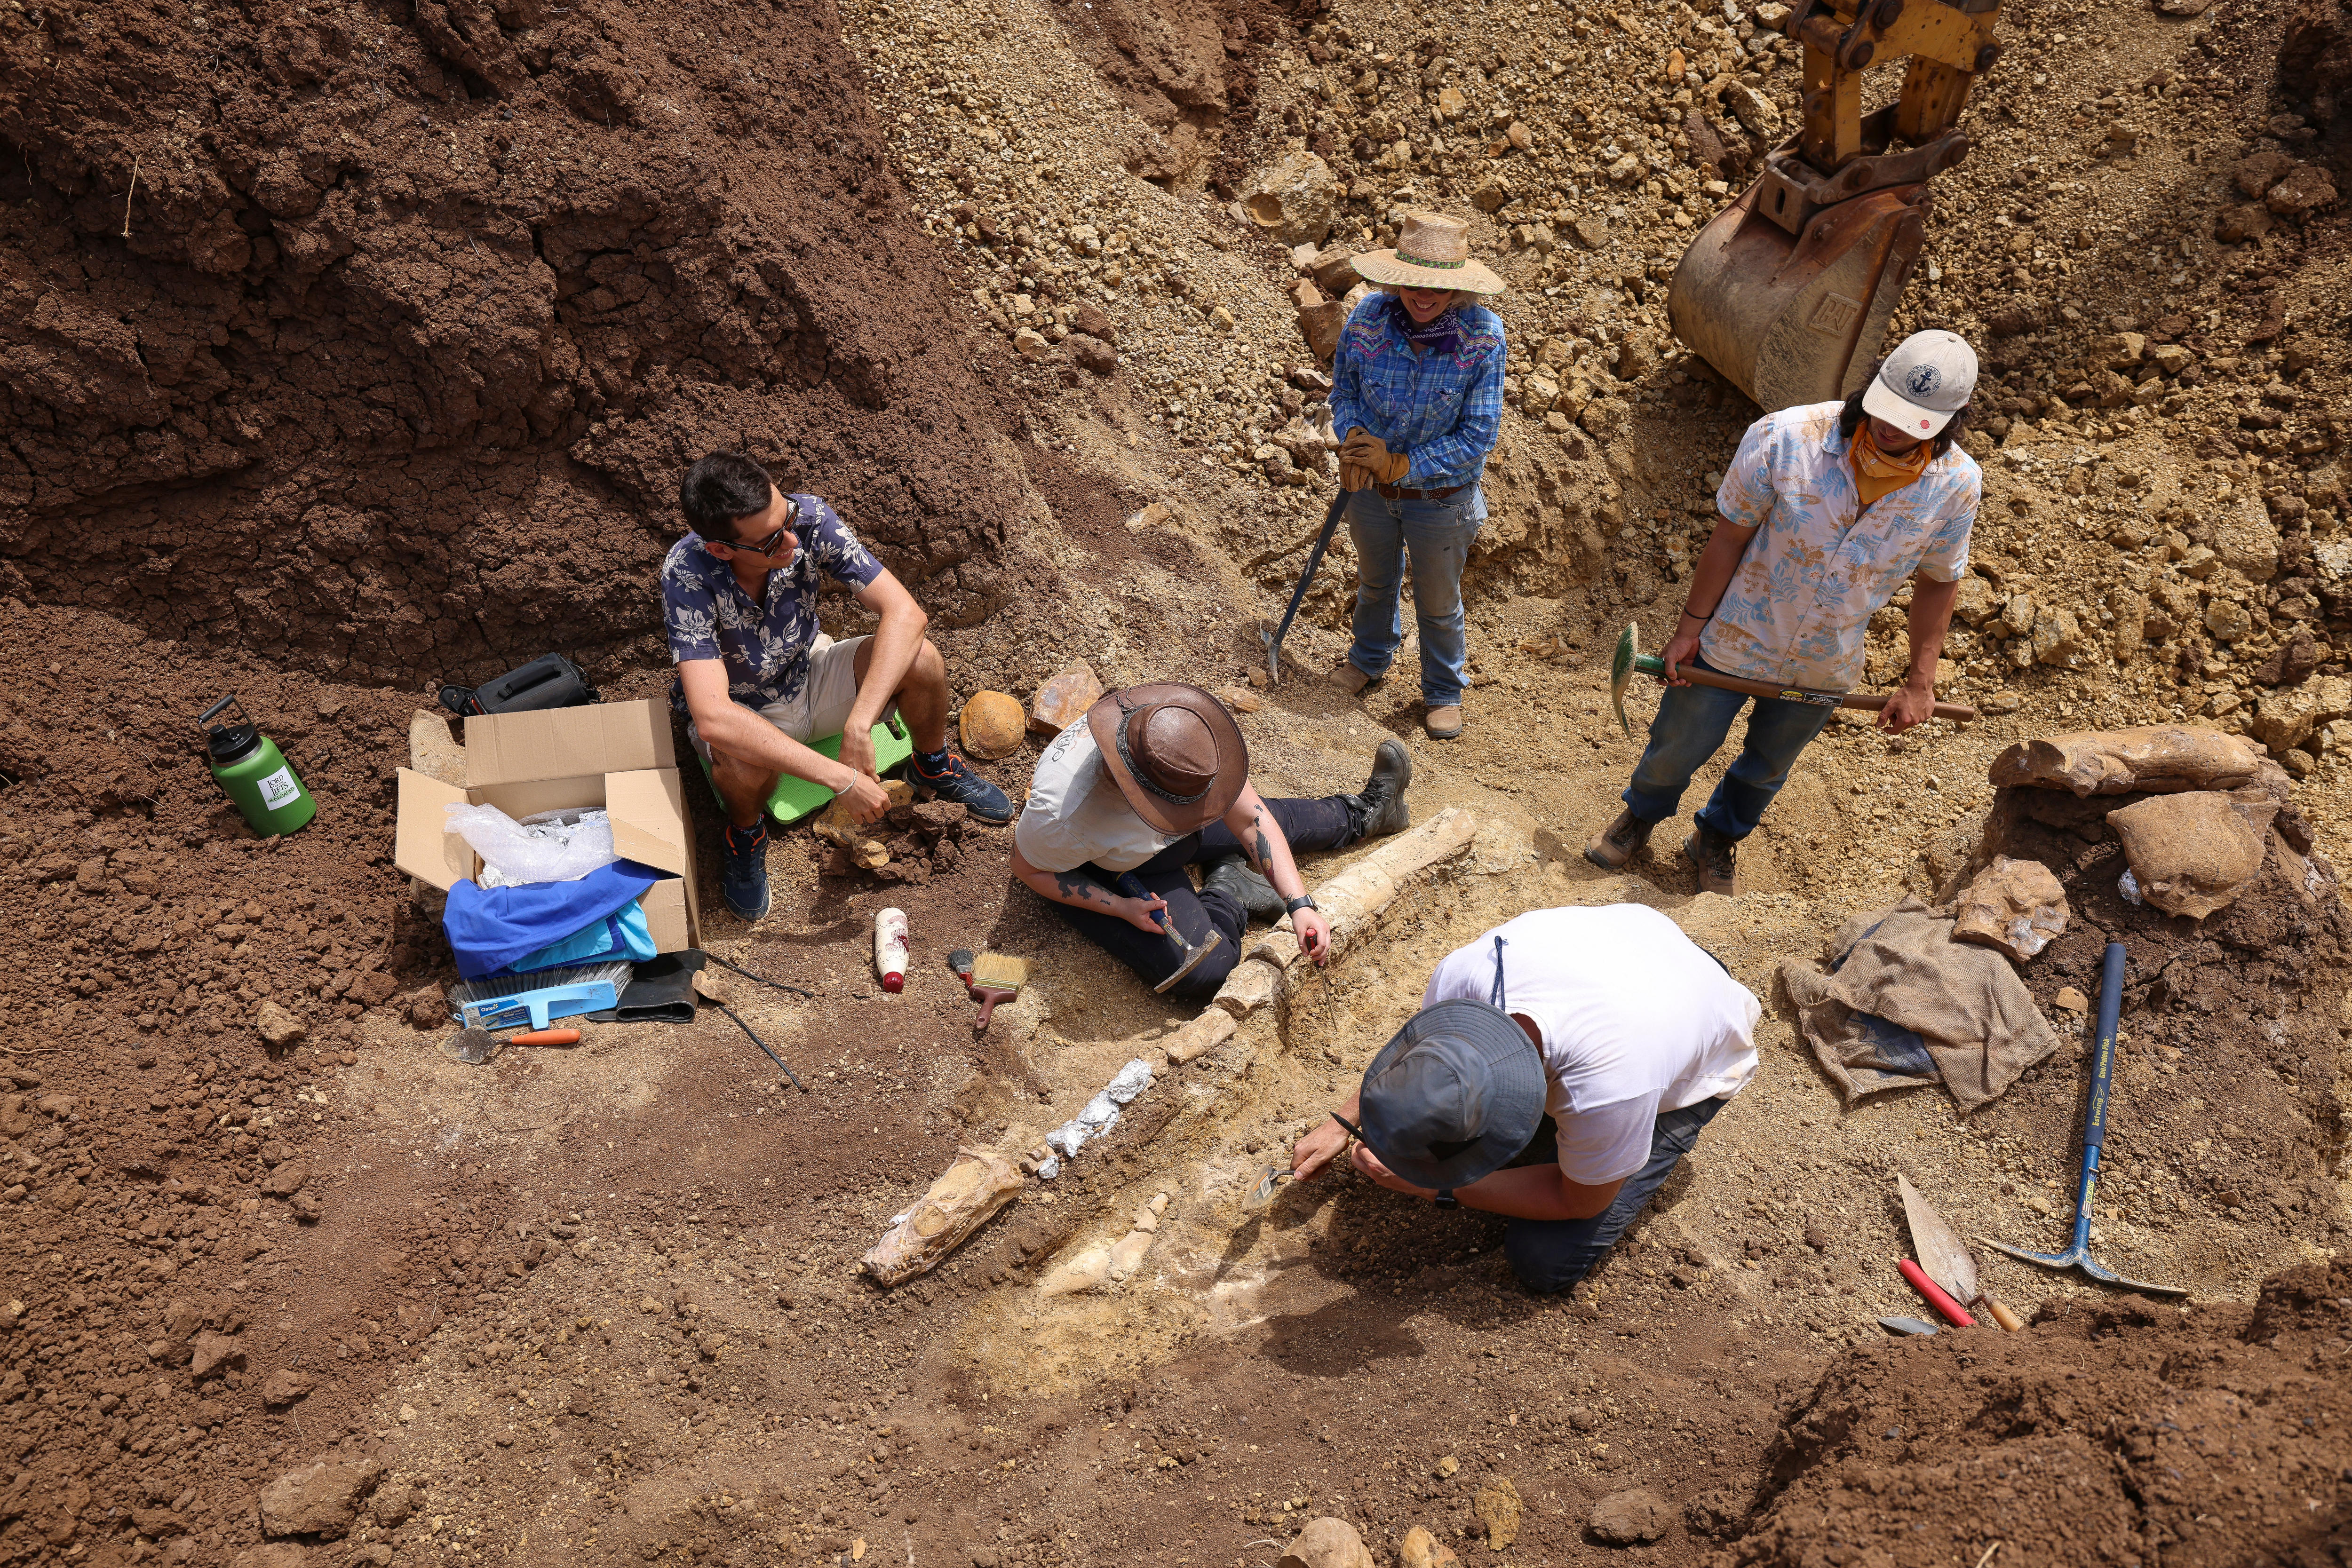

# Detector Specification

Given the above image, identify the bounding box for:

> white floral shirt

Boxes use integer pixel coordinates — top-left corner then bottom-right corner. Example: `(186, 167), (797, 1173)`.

(661, 495), (883, 714)
(1700, 402), (1979, 691)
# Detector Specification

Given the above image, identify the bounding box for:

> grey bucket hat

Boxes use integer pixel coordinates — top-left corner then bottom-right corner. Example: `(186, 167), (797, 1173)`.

(1355, 998), (1546, 1192)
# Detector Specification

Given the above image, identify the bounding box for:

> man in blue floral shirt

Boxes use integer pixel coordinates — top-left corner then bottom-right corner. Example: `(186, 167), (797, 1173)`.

(664, 452), (1010, 920)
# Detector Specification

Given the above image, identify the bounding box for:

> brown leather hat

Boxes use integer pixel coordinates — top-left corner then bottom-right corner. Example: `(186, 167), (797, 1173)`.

(1086, 682), (1249, 835)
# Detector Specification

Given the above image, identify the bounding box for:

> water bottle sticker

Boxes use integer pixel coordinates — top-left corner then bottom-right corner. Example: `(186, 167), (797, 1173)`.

(258, 767), (299, 809)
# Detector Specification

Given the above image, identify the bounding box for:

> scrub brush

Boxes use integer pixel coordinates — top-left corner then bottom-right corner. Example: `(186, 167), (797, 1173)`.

(446, 960), (635, 1031)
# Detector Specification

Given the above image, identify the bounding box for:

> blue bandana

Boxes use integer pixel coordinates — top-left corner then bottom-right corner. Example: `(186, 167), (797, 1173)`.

(1389, 293), (1462, 356)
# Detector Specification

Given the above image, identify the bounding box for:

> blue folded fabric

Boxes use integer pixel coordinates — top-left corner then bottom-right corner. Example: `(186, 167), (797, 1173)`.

(443, 860), (663, 981)
(509, 900), (657, 974)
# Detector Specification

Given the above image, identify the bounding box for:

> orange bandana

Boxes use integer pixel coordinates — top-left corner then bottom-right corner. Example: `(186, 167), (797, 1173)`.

(1850, 424), (1933, 505)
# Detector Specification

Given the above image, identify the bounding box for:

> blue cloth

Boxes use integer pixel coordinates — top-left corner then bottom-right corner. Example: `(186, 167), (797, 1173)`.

(660, 493), (885, 718)
(1621, 655), (1837, 841)
(1343, 485), (1485, 706)
(1325, 295), (1506, 491)
(509, 900), (657, 974)
(443, 860), (662, 981)
(1503, 1097), (1728, 1294)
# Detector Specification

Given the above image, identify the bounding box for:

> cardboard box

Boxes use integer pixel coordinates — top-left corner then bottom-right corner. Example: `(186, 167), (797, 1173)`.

(394, 700), (700, 954)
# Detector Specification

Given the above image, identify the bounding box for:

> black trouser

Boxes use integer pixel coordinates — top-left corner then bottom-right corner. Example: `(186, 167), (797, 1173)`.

(1046, 797), (1356, 1001)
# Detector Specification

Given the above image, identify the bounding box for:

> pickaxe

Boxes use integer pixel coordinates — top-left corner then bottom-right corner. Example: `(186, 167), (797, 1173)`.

(1258, 487), (1349, 686)
(1606, 622), (1978, 737)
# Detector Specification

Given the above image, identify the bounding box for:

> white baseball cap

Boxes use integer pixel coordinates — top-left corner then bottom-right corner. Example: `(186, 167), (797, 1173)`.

(1860, 330), (1979, 438)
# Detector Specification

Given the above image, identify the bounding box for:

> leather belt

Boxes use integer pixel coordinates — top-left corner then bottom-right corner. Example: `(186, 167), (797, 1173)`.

(1372, 481), (1465, 501)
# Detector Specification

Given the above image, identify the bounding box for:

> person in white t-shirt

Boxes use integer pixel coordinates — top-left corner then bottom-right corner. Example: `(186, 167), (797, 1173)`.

(1289, 903), (1759, 1293)
(1010, 682), (1413, 999)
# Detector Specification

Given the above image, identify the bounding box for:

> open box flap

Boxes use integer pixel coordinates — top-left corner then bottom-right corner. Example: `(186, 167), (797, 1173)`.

(393, 769), (477, 891)
(462, 699), (676, 788)
(605, 768), (691, 877)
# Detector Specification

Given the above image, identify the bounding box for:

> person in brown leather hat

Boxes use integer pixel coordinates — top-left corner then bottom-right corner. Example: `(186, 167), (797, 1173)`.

(1010, 682), (1413, 999)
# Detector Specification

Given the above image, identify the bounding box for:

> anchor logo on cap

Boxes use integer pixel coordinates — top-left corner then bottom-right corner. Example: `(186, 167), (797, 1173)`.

(1904, 364), (1942, 399)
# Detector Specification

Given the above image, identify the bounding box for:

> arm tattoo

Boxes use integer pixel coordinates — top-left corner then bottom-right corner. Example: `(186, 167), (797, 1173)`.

(1051, 870), (1109, 907)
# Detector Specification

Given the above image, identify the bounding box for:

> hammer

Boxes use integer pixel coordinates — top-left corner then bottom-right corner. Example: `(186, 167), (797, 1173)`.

(1112, 871), (1225, 994)
(1606, 622), (1978, 737)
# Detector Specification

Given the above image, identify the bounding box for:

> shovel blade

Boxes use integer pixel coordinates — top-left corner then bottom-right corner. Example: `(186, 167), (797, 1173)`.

(1609, 623), (1637, 737)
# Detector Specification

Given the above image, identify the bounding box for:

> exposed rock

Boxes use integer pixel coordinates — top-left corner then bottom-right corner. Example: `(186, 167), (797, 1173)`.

(261, 1161), (310, 1198)
(1952, 855), (2070, 960)
(1988, 725), (2284, 797)
(1398, 1527), (1463, 1568)
(256, 1000), (306, 1048)
(2107, 792), (2272, 919)
(258, 1458), (384, 1539)
(2249, 675), (2352, 753)
(1070, 333), (1119, 375)
(1473, 1477), (1522, 1549)
(262, 1367), (315, 1406)
(1720, 80), (1782, 139)
(1277, 1517), (1375, 1568)
(958, 690), (1028, 760)
(863, 1146), (1026, 1287)
(2254, 631), (2321, 688)
(2265, 163), (2337, 218)
(1030, 661), (1104, 735)
(371, 1481), (419, 1528)
(190, 1329), (245, 1380)
(1590, 1487), (1673, 1545)
(1243, 150), (1338, 245)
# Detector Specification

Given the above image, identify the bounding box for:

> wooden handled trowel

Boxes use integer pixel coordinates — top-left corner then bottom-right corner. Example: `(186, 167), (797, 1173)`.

(1899, 1173), (2026, 1332)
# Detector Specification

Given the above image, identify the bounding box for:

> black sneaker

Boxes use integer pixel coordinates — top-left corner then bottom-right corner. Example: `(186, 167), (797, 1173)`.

(909, 751), (1013, 824)
(720, 822), (771, 921)
(1201, 854), (1284, 924)
(1345, 739), (1413, 841)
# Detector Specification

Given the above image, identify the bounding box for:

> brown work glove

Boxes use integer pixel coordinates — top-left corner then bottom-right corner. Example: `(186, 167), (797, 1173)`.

(1340, 460), (1375, 491)
(1341, 429), (1412, 486)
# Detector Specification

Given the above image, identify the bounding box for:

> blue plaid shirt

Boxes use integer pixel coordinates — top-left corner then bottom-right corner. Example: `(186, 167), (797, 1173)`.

(1326, 295), (1507, 491)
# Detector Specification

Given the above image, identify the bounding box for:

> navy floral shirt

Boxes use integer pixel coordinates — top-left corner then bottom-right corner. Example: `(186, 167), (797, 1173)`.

(661, 494), (885, 715)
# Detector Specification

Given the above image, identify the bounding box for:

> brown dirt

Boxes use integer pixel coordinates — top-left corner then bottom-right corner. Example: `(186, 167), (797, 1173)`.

(6, 0), (2352, 1563)
(1717, 1260), (2352, 1568)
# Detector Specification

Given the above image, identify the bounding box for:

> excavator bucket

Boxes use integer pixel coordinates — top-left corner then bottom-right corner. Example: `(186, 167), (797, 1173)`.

(1669, 177), (1930, 412)
(1669, 0), (2002, 411)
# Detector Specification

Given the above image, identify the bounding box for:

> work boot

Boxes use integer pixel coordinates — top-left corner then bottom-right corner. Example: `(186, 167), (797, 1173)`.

(909, 750), (1014, 824)
(1334, 661), (1378, 697)
(1583, 808), (1653, 871)
(1201, 854), (1285, 925)
(1424, 704), (1463, 739)
(720, 820), (771, 922)
(1344, 738), (1414, 842)
(1685, 823), (1739, 896)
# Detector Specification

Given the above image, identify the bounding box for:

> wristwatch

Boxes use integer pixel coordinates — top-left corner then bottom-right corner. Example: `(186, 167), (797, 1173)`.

(1284, 894), (1319, 915)
(1433, 1189), (1459, 1210)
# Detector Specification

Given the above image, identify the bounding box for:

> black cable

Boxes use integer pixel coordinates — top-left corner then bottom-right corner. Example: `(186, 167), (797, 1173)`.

(714, 1001), (808, 1093)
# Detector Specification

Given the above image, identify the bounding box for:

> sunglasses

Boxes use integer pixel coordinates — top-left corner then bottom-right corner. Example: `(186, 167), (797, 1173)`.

(715, 497), (801, 559)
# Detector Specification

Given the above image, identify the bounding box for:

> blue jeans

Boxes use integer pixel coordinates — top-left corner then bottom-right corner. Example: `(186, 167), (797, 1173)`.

(1623, 656), (1836, 841)
(1343, 485), (1484, 707)
(1504, 1097), (1728, 1294)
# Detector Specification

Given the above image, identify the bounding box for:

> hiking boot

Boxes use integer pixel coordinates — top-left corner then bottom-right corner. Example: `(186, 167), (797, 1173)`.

(1685, 824), (1739, 896)
(1201, 854), (1285, 925)
(1334, 661), (1378, 697)
(720, 821), (771, 921)
(1583, 808), (1653, 871)
(1345, 738), (1413, 842)
(909, 751), (1014, 824)
(1424, 704), (1463, 739)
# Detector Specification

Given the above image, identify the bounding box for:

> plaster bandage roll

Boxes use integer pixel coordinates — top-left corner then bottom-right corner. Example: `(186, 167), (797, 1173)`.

(874, 907), (909, 993)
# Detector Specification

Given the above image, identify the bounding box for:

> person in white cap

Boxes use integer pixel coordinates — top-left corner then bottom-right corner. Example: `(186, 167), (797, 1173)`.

(1326, 212), (1509, 741)
(1583, 331), (1983, 895)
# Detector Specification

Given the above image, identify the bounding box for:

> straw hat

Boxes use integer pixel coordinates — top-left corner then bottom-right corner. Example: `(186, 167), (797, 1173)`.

(1350, 212), (1507, 294)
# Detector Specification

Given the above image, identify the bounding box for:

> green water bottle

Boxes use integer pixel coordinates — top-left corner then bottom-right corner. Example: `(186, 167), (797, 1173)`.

(200, 695), (317, 836)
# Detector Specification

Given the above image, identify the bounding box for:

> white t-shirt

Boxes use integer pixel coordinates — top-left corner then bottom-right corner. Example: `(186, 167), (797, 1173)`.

(1013, 724), (1180, 874)
(1420, 904), (1760, 1188)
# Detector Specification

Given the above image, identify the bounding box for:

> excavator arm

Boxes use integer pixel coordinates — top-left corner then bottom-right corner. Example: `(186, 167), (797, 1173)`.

(1669, 0), (2002, 412)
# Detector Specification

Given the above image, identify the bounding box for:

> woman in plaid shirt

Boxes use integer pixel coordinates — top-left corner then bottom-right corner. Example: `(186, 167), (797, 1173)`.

(1328, 213), (1508, 740)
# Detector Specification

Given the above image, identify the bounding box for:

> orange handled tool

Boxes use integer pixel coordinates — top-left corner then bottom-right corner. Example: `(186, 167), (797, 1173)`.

(511, 1028), (581, 1046)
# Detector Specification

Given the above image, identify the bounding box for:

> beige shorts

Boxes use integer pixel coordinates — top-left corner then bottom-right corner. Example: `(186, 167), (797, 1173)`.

(689, 635), (869, 764)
